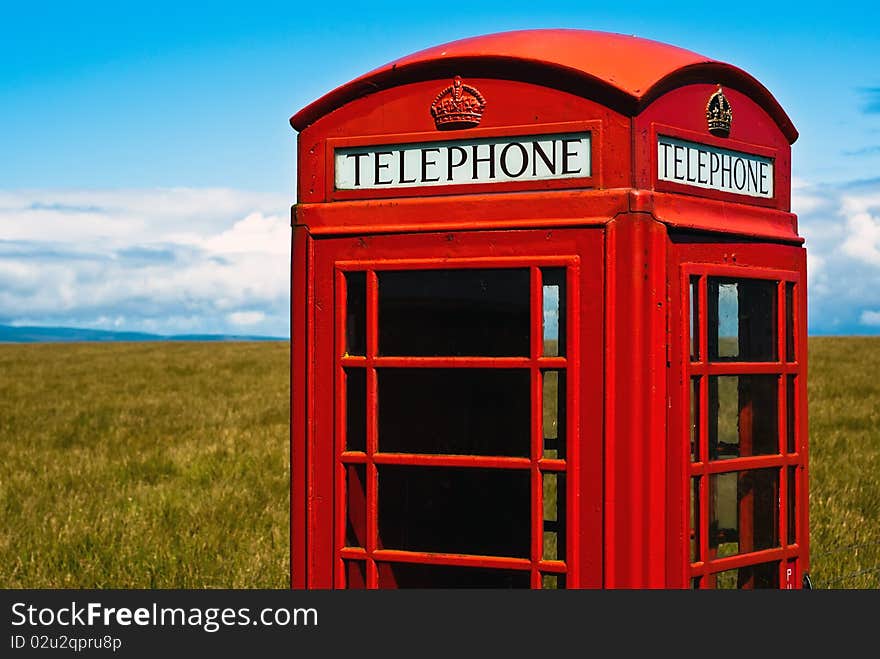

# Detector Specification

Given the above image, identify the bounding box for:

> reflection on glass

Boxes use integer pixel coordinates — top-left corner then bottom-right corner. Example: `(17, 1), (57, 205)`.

(787, 375), (797, 453)
(378, 369), (529, 456)
(786, 282), (795, 362)
(378, 268), (530, 356)
(708, 278), (777, 362)
(543, 371), (566, 459)
(709, 375), (778, 460)
(788, 467), (797, 545)
(713, 562), (779, 589)
(345, 464), (367, 548)
(345, 271), (366, 356)
(378, 466), (530, 557)
(691, 477), (700, 563)
(542, 268), (566, 356)
(377, 562), (529, 588)
(345, 368), (366, 452)
(690, 276), (700, 361)
(710, 469), (780, 558)
(543, 472), (565, 561)
(344, 560), (366, 589)
(691, 377), (700, 462)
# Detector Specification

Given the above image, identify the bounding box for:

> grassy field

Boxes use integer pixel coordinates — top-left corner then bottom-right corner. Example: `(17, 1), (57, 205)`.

(0, 337), (878, 588)
(808, 337), (880, 589)
(0, 342), (290, 588)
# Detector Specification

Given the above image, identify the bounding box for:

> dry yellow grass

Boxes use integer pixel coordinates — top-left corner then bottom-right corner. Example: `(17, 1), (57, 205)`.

(0, 342), (289, 588)
(0, 337), (876, 588)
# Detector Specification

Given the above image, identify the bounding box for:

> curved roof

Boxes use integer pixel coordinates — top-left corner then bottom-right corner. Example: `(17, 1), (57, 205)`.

(291, 29), (797, 143)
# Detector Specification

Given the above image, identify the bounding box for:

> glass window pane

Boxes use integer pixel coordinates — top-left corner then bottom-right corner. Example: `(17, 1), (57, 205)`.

(345, 271), (366, 356)
(710, 469), (780, 558)
(690, 377), (700, 462)
(788, 467), (797, 546)
(709, 375), (778, 460)
(712, 561), (779, 589)
(543, 472), (565, 561)
(377, 562), (529, 588)
(378, 268), (530, 356)
(708, 278), (777, 362)
(343, 560), (366, 589)
(345, 464), (367, 548)
(345, 368), (366, 452)
(785, 282), (795, 362)
(690, 477), (700, 563)
(378, 368), (530, 456)
(690, 276), (700, 361)
(787, 375), (797, 454)
(542, 268), (566, 357)
(378, 466), (530, 557)
(543, 371), (566, 459)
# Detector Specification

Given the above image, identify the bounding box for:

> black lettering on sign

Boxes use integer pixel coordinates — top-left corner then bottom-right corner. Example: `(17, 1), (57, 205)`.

(721, 154), (732, 188)
(561, 139), (582, 175)
(375, 151), (393, 185)
(346, 152), (369, 187)
(334, 131), (591, 190)
(471, 143), (496, 180)
(733, 158), (746, 190)
(686, 147), (697, 182)
(447, 145), (467, 181)
(697, 150), (709, 184)
(532, 140), (557, 176)
(657, 136), (773, 198)
(760, 162), (770, 195)
(421, 148), (441, 183)
(399, 149), (416, 184)
(674, 145), (686, 180)
(500, 142), (529, 178)
(747, 159), (759, 191)
(660, 142), (673, 178)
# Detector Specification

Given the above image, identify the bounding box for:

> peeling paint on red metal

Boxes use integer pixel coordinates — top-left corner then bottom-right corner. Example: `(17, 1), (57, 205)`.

(290, 29), (797, 143)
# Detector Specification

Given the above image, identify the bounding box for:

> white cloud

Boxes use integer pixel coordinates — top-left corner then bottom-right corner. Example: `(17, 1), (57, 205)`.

(861, 310), (880, 326)
(795, 178), (880, 334)
(228, 311), (266, 326)
(0, 188), (291, 336)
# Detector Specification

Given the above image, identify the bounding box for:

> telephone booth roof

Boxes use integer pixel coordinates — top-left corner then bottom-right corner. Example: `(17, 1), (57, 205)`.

(290, 28), (797, 142)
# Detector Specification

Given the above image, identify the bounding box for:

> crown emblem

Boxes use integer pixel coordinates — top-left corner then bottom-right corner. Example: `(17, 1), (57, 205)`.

(706, 85), (733, 136)
(430, 76), (486, 130)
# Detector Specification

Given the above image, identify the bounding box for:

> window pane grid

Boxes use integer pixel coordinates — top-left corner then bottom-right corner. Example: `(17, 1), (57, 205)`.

(685, 269), (803, 587)
(338, 262), (574, 588)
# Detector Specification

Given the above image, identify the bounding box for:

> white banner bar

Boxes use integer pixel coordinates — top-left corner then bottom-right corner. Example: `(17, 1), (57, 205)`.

(657, 135), (774, 198)
(335, 132), (591, 190)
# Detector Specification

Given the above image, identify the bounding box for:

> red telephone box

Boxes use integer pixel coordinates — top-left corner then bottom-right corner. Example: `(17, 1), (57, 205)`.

(289, 30), (808, 589)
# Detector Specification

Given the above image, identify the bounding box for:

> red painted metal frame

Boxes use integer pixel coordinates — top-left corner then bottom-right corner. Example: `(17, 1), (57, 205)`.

(325, 120), (602, 201)
(334, 256), (578, 588)
(667, 243), (808, 589)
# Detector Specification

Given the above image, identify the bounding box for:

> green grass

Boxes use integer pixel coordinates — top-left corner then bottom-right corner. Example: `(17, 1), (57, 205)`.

(808, 337), (880, 589)
(0, 337), (877, 588)
(0, 342), (290, 588)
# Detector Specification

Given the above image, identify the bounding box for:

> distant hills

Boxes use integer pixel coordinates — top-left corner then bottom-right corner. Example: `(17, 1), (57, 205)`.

(0, 324), (287, 343)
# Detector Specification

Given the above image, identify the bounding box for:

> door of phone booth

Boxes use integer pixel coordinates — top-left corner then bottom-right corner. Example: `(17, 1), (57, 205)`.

(289, 29), (808, 589)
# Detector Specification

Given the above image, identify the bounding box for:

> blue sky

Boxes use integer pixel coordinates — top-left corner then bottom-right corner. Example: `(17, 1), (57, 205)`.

(1, 1), (879, 336)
